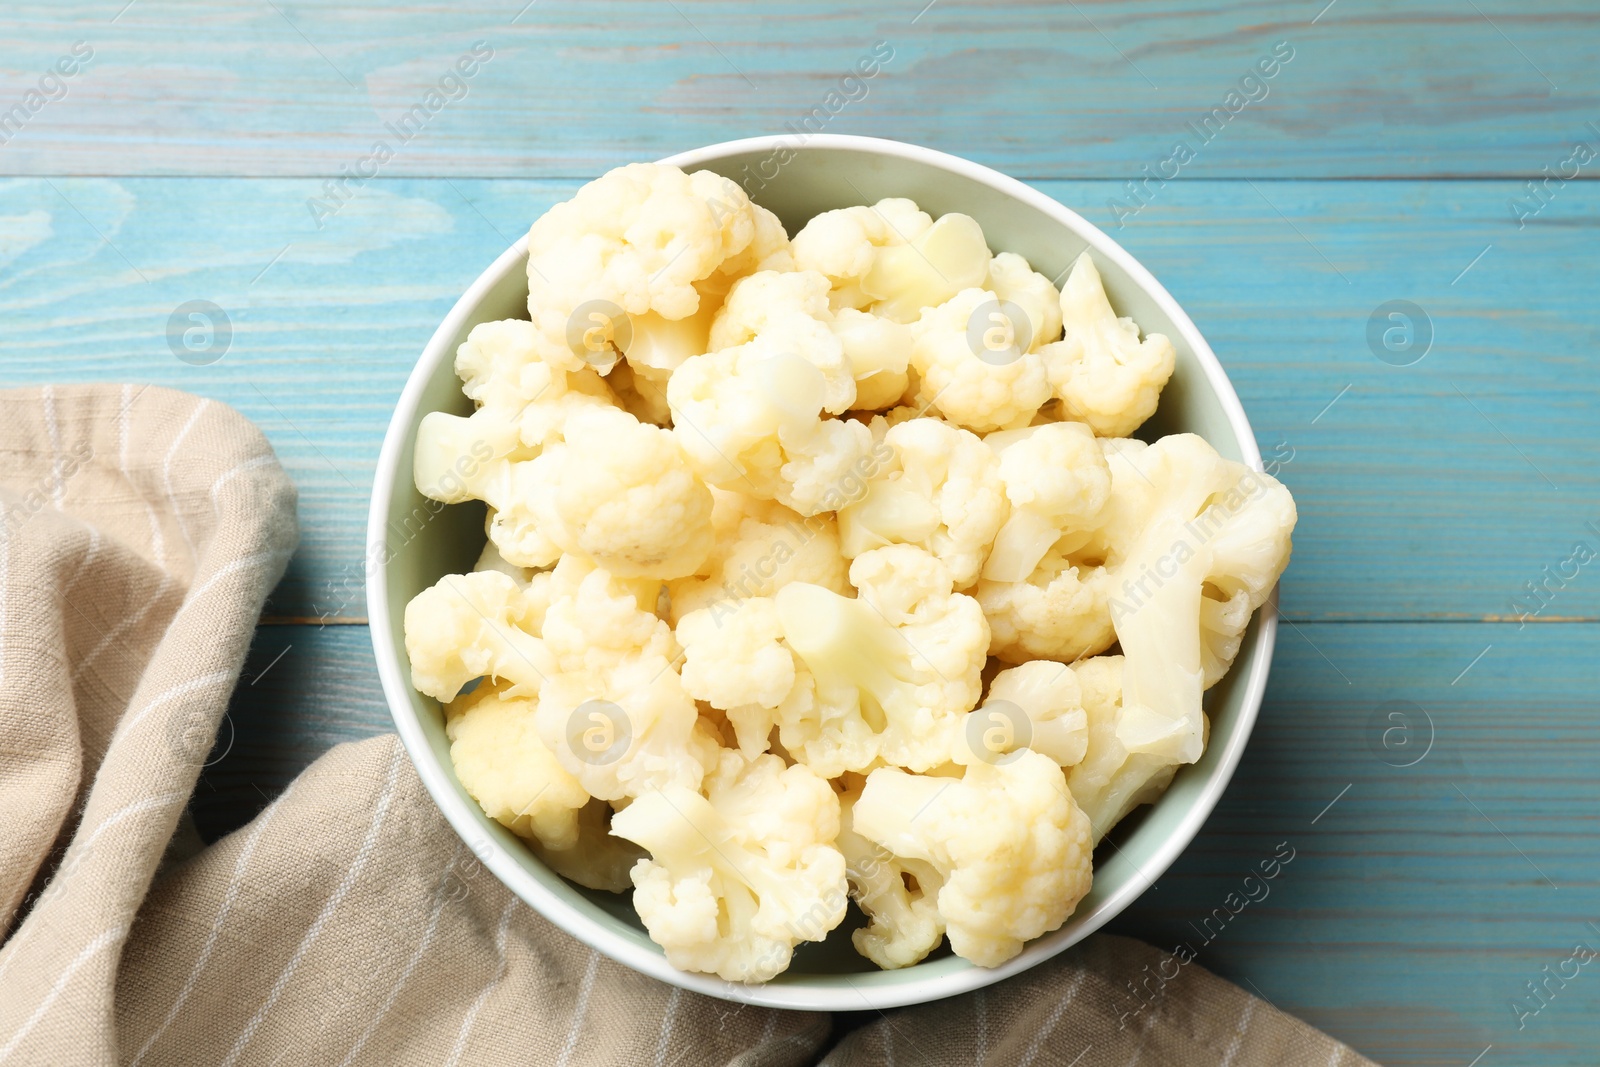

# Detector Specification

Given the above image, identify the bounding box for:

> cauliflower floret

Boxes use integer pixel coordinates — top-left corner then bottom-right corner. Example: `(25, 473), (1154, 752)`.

(791, 199), (933, 310)
(417, 323), (634, 572)
(907, 288), (1052, 433)
(834, 307), (914, 412)
(1197, 470), (1299, 686)
(791, 199), (991, 322)
(525, 164), (761, 370)
(667, 342), (878, 516)
(775, 546), (989, 773)
(961, 659), (1088, 768)
(404, 570), (556, 702)
(534, 798), (644, 893)
(445, 682), (590, 851)
(709, 270), (857, 413)
(984, 252), (1062, 352)
(677, 597), (794, 758)
(860, 211), (992, 324)
(837, 417), (1009, 588)
(981, 422), (1111, 583)
(611, 751), (847, 982)
(838, 779), (944, 969)
(666, 489), (851, 624)
(850, 749), (1093, 967)
(472, 538), (541, 589)
(483, 468), (563, 570)
(521, 407), (715, 580)
(414, 319), (618, 504)
(534, 556), (719, 800)
(976, 432), (1293, 688)
(1064, 656), (1181, 842)
(1103, 435), (1295, 764)
(697, 202), (795, 300)
(970, 433), (1190, 666)
(621, 303), (718, 381)
(709, 267), (920, 420)
(1039, 252), (1176, 438)
(974, 548), (1115, 665)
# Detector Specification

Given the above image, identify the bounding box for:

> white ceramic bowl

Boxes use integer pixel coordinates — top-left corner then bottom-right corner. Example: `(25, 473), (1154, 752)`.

(368, 134), (1276, 1011)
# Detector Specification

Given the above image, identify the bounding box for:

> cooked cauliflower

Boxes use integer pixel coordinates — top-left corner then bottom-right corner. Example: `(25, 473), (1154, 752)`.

(1196, 470), (1300, 687)
(414, 318), (618, 505)
(836, 417), (1009, 588)
(445, 682), (590, 852)
(472, 538), (542, 589)
(838, 779), (944, 969)
(834, 307), (915, 412)
(698, 202), (795, 299)
(676, 597), (794, 758)
(850, 749), (1093, 967)
(667, 342), (879, 515)
(775, 546), (989, 773)
(984, 252), (1063, 351)
(521, 406), (715, 580)
(611, 751), (847, 982)
(1040, 252), (1176, 438)
(964, 659), (1088, 768)
(534, 798), (644, 893)
(404, 167), (1297, 982)
(907, 288), (1052, 433)
(1101, 435), (1295, 764)
(666, 489), (850, 624)
(404, 570), (555, 702)
(974, 547), (1116, 665)
(709, 270), (857, 414)
(861, 211), (992, 323)
(972, 434), (1169, 665)
(707, 266), (916, 416)
(621, 304), (718, 381)
(1064, 655), (1182, 843)
(791, 198), (933, 310)
(533, 556), (718, 800)
(981, 421), (1111, 584)
(525, 163), (761, 370)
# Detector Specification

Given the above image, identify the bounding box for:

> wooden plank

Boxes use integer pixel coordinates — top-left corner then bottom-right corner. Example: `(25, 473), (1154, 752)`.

(192, 623), (387, 840)
(0, 1), (1595, 179)
(1, 176), (1594, 622)
(215, 620), (1600, 1065)
(1111, 620), (1600, 1066)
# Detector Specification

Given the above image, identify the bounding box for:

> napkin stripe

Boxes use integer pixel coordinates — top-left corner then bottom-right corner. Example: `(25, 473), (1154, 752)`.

(128, 779), (298, 1067)
(335, 841), (466, 1067)
(443, 895), (518, 1067)
(161, 398), (209, 563)
(0, 924), (127, 1065)
(220, 743), (403, 1067)
(1219, 998), (1257, 1067)
(117, 383), (166, 568)
(556, 949), (601, 1067)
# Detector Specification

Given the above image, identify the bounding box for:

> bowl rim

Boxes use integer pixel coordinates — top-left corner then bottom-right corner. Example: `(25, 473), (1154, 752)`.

(367, 133), (1277, 1011)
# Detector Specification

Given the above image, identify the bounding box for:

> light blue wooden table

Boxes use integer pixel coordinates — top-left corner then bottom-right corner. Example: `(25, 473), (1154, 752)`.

(4, 2), (1598, 1062)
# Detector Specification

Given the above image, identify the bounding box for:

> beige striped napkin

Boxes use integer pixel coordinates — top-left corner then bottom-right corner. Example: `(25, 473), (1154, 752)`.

(0, 384), (1374, 1066)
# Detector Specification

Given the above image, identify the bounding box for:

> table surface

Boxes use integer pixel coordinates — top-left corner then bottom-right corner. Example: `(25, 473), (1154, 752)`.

(5, 2), (1598, 1062)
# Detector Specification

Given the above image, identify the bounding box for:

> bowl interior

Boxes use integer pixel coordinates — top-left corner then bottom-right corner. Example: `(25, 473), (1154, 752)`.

(374, 137), (1268, 1008)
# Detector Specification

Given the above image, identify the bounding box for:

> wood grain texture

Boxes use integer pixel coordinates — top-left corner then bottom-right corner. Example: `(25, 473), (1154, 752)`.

(0, 1), (1596, 178)
(1, 176), (1595, 622)
(6, 1), (1599, 1062)
(1109, 619), (1600, 1065)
